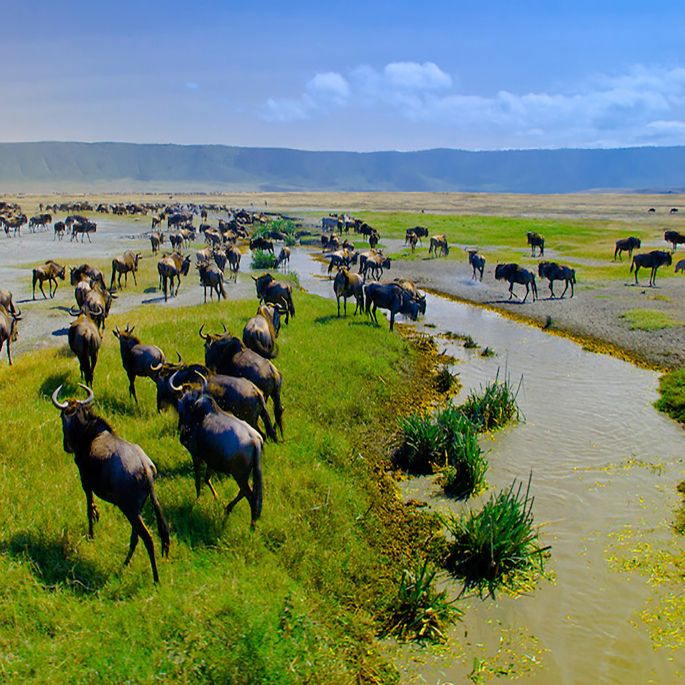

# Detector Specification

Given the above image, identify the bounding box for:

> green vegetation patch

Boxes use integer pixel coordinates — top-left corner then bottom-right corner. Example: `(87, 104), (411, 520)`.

(619, 308), (682, 331)
(459, 373), (522, 432)
(655, 368), (685, 423)
(0, 291), (449, 683)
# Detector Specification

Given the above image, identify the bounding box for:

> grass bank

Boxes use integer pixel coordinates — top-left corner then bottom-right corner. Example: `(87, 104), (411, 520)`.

(0, 291), (449, 683)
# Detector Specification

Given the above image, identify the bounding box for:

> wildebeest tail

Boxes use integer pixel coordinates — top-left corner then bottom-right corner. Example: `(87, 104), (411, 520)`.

(258, 391), (278, 443)
(148, 475), (170, 558)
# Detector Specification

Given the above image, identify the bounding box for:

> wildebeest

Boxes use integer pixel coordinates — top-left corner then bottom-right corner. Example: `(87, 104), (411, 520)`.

(614, 237), (641, 260)
(32, 260), (66, 299)
(468, 250), (485, 281)
(428, 234), (449, 257)
(526, 232), (545, 257)
(0, 289), (18, 315)
(275, 246), (291, 269)
(157, 363), (278, 443)
(110, 251), (141, 289)
(249, 237), (274, 253)
(676, 258), (685, 274)
(0, 303), (21, 365)
(53, 221), (66, 240)
(405, 226), (429, 245)
(201, 328), (284, 434)
(150, 231), (164, 254)
(664, 230), (685, 251)
(71, 220), (97, 242)
(364, 282), (421, 332)
(113, 325), (166, 402)
(538, 261), (576, 298)
(631, 250), (672, 286)
(252, 273), (295, 323)
(157, 252), (191, 301)
(393, 279), (427, 315)
(51, 384), (170, 583)
(671, 208), (679, 214)
(407, 232), (419, 253)
(243, 304), (282, 359)
(71, 282), (115, 333)
(70, 264), (106, 290)
(176, 386), (264, 528)
(227, 245), (241, 282)
(333, 268), (365, 317)
(69, 310), (102, 386)
(362, 252), (391, 280)
(495, 263), (538, 302)
(196, 263), (226, 303)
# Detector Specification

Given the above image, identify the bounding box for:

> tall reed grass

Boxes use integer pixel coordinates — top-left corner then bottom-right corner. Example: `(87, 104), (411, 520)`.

(459, 371), (522, 432)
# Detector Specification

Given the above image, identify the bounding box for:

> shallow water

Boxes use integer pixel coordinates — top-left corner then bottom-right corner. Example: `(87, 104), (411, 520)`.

(292, 248), (685, 683)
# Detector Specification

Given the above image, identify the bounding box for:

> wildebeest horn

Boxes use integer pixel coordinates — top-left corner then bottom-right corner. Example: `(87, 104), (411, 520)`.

(150, 361), (163, 372)
(51, 385), (69, 410)
(222, 322), (227, 333)
(199, 324), (208, 340)
(69, 304), (81, 316)
(169, 370), (183, 392)
(76, 383), (95, 406)
(13, 307), (21, 319)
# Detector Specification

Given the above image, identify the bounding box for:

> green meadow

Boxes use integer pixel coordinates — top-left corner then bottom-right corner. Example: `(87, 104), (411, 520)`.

(0, 291), (447, 684)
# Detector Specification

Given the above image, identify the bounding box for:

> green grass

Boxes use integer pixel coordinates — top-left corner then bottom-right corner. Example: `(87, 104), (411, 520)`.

(619, 309), (682, 331)
(0, 291), (444, 683)
(655, 368), (685, 423)
(250, 249), (278, 269)
(443, 477), (550, 598)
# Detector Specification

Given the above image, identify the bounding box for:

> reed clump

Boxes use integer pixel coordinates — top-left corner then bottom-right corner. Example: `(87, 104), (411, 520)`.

(382, 556), (461, 643)
(250, 249), (278, 269)
(443, 476), (549, 598)
(459, 371), (522, 431)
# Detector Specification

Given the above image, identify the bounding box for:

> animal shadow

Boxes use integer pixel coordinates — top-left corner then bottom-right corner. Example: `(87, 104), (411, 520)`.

(2, 531), (108, 594)
(52, 327), (70, 337)
(163, 499), (227, 547)
(39, 372), (77, 400)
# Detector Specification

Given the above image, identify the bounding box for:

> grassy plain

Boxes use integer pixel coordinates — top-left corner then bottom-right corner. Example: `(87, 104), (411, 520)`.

(0, 291), (449, 683)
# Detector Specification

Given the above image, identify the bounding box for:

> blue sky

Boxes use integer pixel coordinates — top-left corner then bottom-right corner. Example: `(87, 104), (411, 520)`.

(2, 0), (685, 151)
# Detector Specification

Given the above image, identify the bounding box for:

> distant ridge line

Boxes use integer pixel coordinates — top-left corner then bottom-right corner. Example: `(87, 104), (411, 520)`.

(1, 142), (685, 194)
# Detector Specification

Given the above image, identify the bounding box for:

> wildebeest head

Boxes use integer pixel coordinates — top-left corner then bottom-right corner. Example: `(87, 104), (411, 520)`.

(252, 273), (274, 299)
(199, 324), (243, 370)
(51, 384), (100, 453)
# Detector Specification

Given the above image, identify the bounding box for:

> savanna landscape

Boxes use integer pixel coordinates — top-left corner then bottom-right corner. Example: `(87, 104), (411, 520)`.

(0, 191), (684, 684)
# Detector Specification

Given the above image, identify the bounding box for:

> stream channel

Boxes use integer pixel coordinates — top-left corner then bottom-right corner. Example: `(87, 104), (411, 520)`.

(291, 247), (685, 684)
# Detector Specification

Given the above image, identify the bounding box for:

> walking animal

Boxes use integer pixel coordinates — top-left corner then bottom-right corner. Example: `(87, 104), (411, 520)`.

(538, 261), (576, 298)
(364, 282), (421, 331)
(110, 251), (141, 289)
(242, 304), (282, 359)
(468, 250), (485, 280)
(32, 260), (66, 299)
(252, 273), (295, 323)
(631, 250), (672, 286)
(526, 232), (545, 257)
(495, 263), (538, 302)
(614, 237), (641, 260)
(51, 384), (170, 583)
(174, 385), (264, 529)
(197, 263), (226, 303)
(333, 268), (364, 317)
(428, 234), (449, 257)
(664, 230), (685, 251)
(113, 325), (166, 402)
(0, 304), (21, 365)
(68, 310), (102, 387)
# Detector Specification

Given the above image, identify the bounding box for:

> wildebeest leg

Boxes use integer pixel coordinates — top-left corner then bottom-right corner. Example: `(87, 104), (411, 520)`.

(389, 310), (395, 331)
(508, 282), (517, 300)
(522, 284), (529, 303)
(39, 280), (47, 299)
(128, 372), (138, 403)
(549, 281), (555, 298)
(124, 527), (139, 565)
(85, 489), (99, 538)
(5, 340), (10, 366)
(561, 280), (569, 298)
(125, 512), (160, 583)
(205, 469), (219, 499)
(634, 266), (640, 285)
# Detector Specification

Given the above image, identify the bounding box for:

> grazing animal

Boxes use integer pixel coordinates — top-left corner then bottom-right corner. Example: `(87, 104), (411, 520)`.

(495, 263), (538, 302)
(53, 221), (66, 240)
(110, 251), (141, 289)
(201, 328), (284, 435)
(648, 207), (656, 213)
(362, 252), (391, 280)
(538, 261), (576, 298)
(631, 250), (672, 286)
(252, 273), (295, 323)
(614, 237), (641, 260)
(32, 260), (66, 299)
(51, 384), (170, 583)
(69, 310), (102, 386)
(428, 234), (449, 257)
(0, 289), (18, 315)
(70, 264), (106, 290)
(175, 387), (264, 529)
(526, 232), (545, 257)
(405, 226), (429, 245)
(275, 246), (291, 269)
(249, 237), (274, 253)
(0, 304), (21, 365)
(671, 208), (679, 214)
(197, 263), (226, 303)
(113, 325), (166, 402)
(468, 250), (485, 280)
(243, 304), (282, 359)
(664, 230), (685, 251)
(333, 268), (365, 317)
(393, 279), (427, 315)
(407, 232), (419, 253)
(71, 220), (97, 242)
(364, 282), (421, 332)
(676, 258), (685, 274)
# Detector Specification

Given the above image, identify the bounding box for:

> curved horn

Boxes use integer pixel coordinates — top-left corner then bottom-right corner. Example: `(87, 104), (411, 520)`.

(150, 361), (164, 372)
(169, 370), (183, 393)
(69, 304), (81, 316)
(199, 324), (209, 340)
(13, 307), (22, 319)
(76, 383), (95, 406)
(222, 322), (227, 334)
(175, 351), (183, 364)
(51, 385), (68, 410)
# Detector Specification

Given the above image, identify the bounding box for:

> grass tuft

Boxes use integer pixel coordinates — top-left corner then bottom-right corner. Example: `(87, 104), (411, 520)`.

(459, 371), (522, 432)
(251, 250), (278, 269)
(443, 475), (550, 598)
(619, 309), (681, 331)
(381, 556), (462, 642)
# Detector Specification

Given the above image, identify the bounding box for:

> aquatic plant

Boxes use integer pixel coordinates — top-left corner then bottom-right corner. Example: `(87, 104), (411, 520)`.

(655, 368), (685, 424)
(459, 371), (521, 432)
(395, 412), (445, 473)
(382, 556), (461, 642)
(250, 249), (278, 269)
(443, 476), (549, 597)
(436, 405), (488, 499)
(434, 365), (457, 393)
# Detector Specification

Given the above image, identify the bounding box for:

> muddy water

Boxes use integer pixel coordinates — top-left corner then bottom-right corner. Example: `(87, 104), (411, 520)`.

(292, 249), (685, 683)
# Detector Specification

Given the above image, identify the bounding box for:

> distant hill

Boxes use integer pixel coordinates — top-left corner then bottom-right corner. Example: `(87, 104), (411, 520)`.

(2, 142), (685, 194)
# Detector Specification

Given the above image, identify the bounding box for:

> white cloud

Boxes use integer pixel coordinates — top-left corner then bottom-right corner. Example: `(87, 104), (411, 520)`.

(260, 62), (685, 148)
